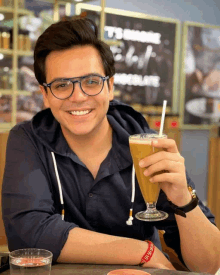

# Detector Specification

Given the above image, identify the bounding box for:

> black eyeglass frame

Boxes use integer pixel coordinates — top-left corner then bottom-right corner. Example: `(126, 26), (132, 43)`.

(43, 74), (110, 100)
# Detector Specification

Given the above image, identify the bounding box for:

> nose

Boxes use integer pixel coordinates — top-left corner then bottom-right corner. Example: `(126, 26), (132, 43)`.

(68, 81), (87, 102)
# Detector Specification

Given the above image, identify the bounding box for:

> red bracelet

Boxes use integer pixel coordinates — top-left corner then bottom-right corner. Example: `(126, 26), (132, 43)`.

(139, 241), (155, 266)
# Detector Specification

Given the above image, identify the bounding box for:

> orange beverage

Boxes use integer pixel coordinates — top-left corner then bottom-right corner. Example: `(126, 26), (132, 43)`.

(129, 133), (166, 204)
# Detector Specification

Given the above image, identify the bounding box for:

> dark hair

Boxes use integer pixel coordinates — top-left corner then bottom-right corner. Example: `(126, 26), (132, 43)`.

(34, 18), (115, 86)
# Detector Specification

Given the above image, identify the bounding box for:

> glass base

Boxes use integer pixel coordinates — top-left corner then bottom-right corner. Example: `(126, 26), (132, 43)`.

(135, 210), (168, 222)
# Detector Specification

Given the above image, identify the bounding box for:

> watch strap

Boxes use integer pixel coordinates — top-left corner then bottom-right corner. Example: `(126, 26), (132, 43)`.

(168, 186), (199, 217)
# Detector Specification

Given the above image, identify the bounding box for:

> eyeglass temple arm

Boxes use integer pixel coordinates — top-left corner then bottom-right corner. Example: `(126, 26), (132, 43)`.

(43, 83), (48, 87)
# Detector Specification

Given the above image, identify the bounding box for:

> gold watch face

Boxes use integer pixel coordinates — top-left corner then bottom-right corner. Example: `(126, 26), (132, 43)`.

(188, 185), (197, 199)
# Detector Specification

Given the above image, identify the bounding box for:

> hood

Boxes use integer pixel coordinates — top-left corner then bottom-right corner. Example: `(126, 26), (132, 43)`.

(31, 100), (151, 155)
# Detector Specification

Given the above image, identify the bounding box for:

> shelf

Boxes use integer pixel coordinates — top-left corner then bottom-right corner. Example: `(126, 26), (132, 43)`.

(17, 9), (34, 16)
(17, 50), (33, 56)
(0, 49), (13, 55)
(0, 89), (13, 95)
(0, 123), (12, 132)
(0, 49), (33, 56)
(0, 6), (13, 13)
(0, 90), (32, 96)
(0, 6), (34, 15)
(17, 90), (32, 96)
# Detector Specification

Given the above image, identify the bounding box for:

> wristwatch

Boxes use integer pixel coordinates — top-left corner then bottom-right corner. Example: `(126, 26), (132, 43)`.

(168, 185), (199, 218)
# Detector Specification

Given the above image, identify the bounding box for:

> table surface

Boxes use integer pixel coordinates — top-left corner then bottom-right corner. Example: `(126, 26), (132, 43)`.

(2, 263), (209, 275)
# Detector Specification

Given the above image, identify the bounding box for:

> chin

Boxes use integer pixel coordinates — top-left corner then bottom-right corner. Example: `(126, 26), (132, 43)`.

(71, 131), (91, 137)
(67, 127), (93, 137)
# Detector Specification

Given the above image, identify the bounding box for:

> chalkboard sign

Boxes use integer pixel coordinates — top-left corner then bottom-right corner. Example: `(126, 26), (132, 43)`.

(76, 5), (180, 114)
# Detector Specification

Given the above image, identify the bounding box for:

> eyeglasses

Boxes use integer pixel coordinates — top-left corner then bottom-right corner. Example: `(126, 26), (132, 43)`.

(43, 74), (109, 100)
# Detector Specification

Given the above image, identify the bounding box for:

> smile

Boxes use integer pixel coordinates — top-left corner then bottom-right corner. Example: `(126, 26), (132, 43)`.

(69, 110), (91, 116)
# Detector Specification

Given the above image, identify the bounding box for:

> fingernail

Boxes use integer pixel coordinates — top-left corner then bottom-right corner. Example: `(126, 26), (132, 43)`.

(152, 140), (158, 145)
(149, 178), (153, 182)
(139, 161), (144, 167)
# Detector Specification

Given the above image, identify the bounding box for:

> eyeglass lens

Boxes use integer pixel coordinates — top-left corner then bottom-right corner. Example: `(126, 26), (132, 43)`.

(51, 75), (104, 99)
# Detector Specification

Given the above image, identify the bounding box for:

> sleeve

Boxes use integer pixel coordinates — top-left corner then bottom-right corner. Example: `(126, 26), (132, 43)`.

(155, 171), (215, 265)
(2, 125), (77, 262)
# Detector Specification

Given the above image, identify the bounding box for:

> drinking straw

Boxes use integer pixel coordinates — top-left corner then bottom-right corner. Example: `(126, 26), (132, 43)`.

(159, 100), (167, 137)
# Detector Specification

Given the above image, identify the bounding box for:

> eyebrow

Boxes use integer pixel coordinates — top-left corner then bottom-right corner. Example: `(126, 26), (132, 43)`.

(48, 73), (104, 83)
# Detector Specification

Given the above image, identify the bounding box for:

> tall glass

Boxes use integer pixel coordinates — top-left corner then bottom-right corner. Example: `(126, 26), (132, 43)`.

(9, 248), (53, 275)
(129, 133), (168, 221)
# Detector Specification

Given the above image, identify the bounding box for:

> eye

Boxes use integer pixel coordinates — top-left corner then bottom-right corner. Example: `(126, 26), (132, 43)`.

(56, 83), (67, 89)
(84, 76), (101, 86)
(88, 79), (97, 84)
(53, 81), (71, 90)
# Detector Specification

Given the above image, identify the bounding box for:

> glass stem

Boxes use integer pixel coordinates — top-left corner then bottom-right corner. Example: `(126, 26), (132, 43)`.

(146, 202), (157, 213)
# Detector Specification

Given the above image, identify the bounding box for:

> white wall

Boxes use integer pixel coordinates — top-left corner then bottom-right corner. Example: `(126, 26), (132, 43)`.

(88, 0), (220, 25)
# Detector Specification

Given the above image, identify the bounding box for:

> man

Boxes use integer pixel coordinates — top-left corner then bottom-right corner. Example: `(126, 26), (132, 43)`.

(2, 18), (220, 273)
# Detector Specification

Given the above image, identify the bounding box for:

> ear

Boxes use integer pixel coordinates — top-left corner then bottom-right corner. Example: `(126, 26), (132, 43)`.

(108, 76), (114, 101)
(39, 85), (50, 108)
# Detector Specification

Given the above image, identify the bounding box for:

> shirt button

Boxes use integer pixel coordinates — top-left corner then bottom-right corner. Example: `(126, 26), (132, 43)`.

(89, 193), (93, 198)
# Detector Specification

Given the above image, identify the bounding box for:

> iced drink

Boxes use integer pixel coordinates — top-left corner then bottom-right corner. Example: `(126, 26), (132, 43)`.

(129, 133), (166, 204)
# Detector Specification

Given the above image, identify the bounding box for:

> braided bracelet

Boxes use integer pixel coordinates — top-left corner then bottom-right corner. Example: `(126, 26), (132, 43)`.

(139, 241), (155, 266)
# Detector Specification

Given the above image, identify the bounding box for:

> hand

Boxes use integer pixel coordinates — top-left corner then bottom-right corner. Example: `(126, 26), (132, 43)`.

(142, 243), (176, 270)
(139, 138), (191, 206)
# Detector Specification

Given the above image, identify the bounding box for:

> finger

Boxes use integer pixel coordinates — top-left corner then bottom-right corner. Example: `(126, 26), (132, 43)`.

(144, 160), (183, 177)
(139, 151), (184, 168)
(151, 138), (179, 153)
(149, 172), (181, 185)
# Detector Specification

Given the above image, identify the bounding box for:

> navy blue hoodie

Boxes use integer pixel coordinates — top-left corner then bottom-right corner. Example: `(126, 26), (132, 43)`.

(2, 100), (215, 262)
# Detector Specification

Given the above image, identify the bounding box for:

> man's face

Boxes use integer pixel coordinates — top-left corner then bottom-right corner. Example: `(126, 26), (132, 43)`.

(40, 45), (114, 139)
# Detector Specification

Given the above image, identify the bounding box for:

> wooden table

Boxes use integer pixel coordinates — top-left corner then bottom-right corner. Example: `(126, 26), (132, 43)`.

(1, 263), (209, 275)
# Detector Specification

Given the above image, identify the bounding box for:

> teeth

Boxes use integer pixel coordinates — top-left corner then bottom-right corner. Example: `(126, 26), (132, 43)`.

(70, 110), (90, 116)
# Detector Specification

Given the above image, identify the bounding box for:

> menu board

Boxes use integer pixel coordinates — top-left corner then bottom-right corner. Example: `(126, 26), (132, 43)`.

(77, 5), (180, 114)
(180, 22), (220, 128)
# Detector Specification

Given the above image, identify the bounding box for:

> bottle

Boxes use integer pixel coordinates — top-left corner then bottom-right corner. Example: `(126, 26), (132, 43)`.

(3, 0), (13, 7)
(2, 27), (10, 49)
(9, 0), (13, 7)
(18, 29), (24, 51)
(0, 27), (2, 48)
(18, 0), (24, 9)
(23, 30), (31, 51)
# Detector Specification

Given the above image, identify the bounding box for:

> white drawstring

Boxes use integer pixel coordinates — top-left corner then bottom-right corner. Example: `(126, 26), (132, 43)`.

(126, 165), (135, 226)
(51, 150), (134, 224)
(51, 152), (65, 220)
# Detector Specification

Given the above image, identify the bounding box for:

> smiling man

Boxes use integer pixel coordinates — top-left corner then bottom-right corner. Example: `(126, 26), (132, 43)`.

(2, 18), (220, 273)
(41, 45), (114, 178)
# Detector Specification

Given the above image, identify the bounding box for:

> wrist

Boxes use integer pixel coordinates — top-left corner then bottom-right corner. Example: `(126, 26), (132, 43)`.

(173, 191), (192, 207)
(139, 241), (155, 266)
(168, 186), (199, 218)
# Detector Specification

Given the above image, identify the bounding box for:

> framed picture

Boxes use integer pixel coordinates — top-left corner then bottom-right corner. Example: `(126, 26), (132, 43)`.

(76, 4), (181, 115)
(180, 22), (220, 129)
